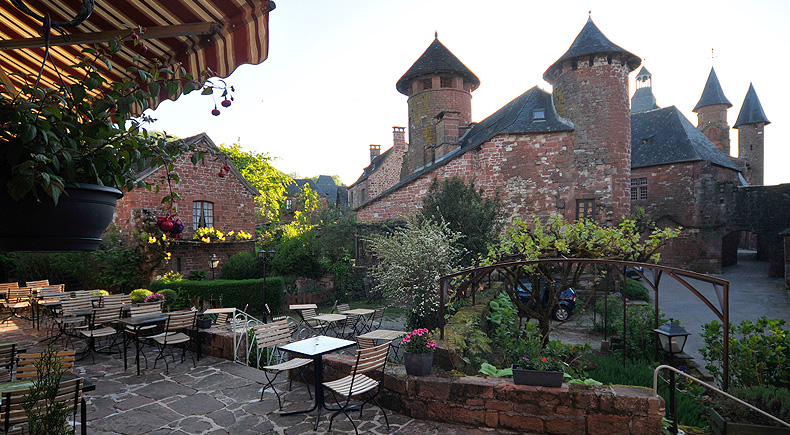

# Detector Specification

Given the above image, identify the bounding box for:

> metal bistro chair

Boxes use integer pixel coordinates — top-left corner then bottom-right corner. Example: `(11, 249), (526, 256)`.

(78, 307), (122, 362)
(151, 310), (197, 374)
(0, 342), (16, 382)
(51, 297), (93, 347)
(253, 320), (313, 409)
(323, 342), (391, 435)
(1, 377), (83, 435)
(15, 350), (76, 380)
(295, 307), (322, 339)
(361, 308), (385, 334)
(1, 287), (31, 324)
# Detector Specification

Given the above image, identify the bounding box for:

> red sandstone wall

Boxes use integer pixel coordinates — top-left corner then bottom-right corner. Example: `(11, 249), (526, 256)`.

(696, 104), (731, 156)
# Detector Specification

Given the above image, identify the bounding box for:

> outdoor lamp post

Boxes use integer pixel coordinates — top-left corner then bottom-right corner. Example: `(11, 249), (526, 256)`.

(208, 254), (220, 279)
(257, 249), (275, 322)
(654, 319), (690, 435)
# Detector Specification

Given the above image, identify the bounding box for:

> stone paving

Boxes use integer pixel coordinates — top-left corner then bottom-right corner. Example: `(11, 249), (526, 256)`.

(1, 317), (517, 435)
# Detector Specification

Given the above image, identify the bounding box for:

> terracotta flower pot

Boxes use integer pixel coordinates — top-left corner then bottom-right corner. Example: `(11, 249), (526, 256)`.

(404, 352), (433, 376)
(511, 366), (564, 387)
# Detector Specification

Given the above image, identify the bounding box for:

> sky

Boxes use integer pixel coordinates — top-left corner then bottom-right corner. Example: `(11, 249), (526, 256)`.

(146, 0), (790, 187)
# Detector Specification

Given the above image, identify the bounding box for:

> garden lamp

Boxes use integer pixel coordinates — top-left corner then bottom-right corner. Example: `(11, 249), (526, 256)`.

(654, 319), (690, 435)
(257, 249), (275, 322)
(208, 254), (220, 279)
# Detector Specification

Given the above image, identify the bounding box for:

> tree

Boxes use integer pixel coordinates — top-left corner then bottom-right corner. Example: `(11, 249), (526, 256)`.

(369, 216), (463, 330)
(487, 215), (679, 344)
(421, 177), (504, 266)
(218, 142), (293, 222)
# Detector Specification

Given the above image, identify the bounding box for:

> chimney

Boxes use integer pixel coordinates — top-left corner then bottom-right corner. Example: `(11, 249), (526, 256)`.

(392, 126), (406, 152)
(369, 144), (381, 162)
(435, 111), (461, 160)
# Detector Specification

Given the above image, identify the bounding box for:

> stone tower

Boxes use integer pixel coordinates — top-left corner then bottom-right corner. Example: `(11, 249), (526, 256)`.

(396, 35), (479, 179)
(543, 17), (640, 223)
(631, 66), (659, 113)
(734, 83), (770, 185)
(693, 68), (732, 155)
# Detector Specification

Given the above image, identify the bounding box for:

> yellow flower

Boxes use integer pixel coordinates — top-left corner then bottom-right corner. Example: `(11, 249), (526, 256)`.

(228, 231), (235, 236)
(202, 237), (211, 243)
(164, 252), (172, 260)
(148, 236), (157, 244)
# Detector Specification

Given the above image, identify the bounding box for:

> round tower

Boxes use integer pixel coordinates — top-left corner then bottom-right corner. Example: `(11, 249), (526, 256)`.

(543, 17), (640, 223)
(396, 35), (479, 179)
(693, 67), (732, 155)
(734, 83), (770, 185)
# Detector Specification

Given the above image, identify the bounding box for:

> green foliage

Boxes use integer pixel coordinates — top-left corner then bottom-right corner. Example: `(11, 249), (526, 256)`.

(479, 362), (512, 378)
(0, 36), (219, 204)
(624, 277), (650, 301)
(717, 385), (790, 427)
(158, 288), (179, 306)
(221, 251), (263, 280)
(368, 216), (463, 330)
(188, 270), (207, 281)
(700, 317), (790, 389)
(270, 230), (322, 278)
(587, 355), (708, 428)
(150, 277), (284, 316)
(130, 288), (152, 304)
(23, 345), (74, 435)
(421, 176), (504, 266)
(219, 142), (293, 222)
(594, 294), (667, 361)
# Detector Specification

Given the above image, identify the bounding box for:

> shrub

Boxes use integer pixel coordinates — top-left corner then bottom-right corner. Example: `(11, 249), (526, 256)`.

(150, 277), (284, 316)
(624, 277), (649, 301)
(717, 385), (790, 427)
(130, 288), (152, 304)
(594, 294), (667, 361)
(189, 270), (207, 281)
(700, 317), (790, 389)
(221, 251), (262, 280)
(158, 288), (179, 306)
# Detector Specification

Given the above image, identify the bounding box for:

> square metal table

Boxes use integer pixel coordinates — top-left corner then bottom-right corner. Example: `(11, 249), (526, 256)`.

(117, 313), (168, 375)
(279, 335), (356, 429)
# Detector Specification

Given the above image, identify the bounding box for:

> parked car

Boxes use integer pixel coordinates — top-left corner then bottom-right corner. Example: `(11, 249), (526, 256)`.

(625, 266), (644, 280)
(511, 279), (577, 321)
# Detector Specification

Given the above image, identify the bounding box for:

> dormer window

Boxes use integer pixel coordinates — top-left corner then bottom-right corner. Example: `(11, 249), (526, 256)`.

(532, 109), (546, 121)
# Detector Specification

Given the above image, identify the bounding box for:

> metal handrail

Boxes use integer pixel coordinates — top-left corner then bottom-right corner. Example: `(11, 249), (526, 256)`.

(230, 310), (265, 365)
(653, 365), (790, 428)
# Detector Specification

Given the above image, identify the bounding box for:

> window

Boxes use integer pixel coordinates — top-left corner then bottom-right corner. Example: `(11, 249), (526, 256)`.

(576, 199), (595, 221)
(285, 199), (293, 211)
(192, 201), (214, 230)
(440, 77), (453, 88)
(532, 109), (546, 121)
(631, 178), (648, 201)
(421, 78), (432, 90)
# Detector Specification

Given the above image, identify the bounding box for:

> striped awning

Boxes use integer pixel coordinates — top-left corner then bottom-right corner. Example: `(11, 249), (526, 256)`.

(0, 0), (272, 107)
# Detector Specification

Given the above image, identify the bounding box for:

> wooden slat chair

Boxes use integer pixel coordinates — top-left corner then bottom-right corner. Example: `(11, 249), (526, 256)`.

(24, 279), (49, 288)
(323, 342), (391, 435)
(0, 283), (19, 324)
(253, 320), (313, 409)
(0, 377), (83, 435)
(336, 303), (350, 314)
(359, 308), (385, 335)
(336, 314), (361, 340)
(51, 298), (93, 347)
(34, 285), (66, 331)
(15, 350), (76, 380)
(295, 308), (322, 338)
(356, 336), (376, 350)
(100, 293), (131, 309)
(1, 287), (31, 323)
(151, 310), (197, 374)
(77, 307), (122, 362)
(0, 342), (16, 382)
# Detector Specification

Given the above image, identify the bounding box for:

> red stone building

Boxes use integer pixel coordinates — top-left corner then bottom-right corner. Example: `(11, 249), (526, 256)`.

(350, 18), (790, 276)
(113, 133), (258, 278)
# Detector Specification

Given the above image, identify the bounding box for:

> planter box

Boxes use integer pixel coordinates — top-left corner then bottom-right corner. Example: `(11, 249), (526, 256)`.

(710, 409), (790, 435)
(404, 352), (433, 376)
(511, 366), (564, 387)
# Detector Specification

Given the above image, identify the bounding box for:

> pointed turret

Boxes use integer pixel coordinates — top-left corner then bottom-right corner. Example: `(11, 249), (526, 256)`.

(693, 67), (732, 155)
(631, 66), (659, 113)
(397, 36), (479, 178)
(735, 83), (769, 186)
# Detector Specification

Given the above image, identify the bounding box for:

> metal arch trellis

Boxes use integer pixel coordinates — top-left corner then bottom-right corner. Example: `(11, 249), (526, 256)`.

(437, 258), (732, 390)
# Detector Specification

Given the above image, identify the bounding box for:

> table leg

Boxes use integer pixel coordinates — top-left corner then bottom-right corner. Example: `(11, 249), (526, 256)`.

(123, 330), (128, 371)
(280, 355), (322, 417)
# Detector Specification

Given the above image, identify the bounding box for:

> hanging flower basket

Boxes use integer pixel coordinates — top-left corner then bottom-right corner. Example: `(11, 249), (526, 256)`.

(0, 183), (122, 252)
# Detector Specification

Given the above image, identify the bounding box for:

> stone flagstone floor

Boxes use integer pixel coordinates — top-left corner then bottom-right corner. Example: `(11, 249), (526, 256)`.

(2, 317), (519, 434)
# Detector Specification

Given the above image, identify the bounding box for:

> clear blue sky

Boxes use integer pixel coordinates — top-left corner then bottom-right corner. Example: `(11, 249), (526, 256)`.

(148, 0), (790, 186)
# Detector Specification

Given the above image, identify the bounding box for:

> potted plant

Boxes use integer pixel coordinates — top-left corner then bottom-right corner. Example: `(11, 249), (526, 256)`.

(511, 354), (565, 388)
(400, 328), (437, 376)
(0, 34), (228, 251)
(709, 385), (790, 435)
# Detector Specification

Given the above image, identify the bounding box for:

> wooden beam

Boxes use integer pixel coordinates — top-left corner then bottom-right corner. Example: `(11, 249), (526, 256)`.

(0, 22), (221, 51)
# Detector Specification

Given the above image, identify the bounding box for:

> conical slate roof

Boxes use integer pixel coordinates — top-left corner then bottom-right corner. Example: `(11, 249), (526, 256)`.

(543, 17), (640, 79)
(734, 83), (770, 128)
(693, 68), (732, 111)
(396, 37), (480, 95)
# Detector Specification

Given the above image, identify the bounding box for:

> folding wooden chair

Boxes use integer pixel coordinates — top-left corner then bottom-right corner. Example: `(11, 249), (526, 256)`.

(151, 310), (197, 374)
(361, 308), (385, 334)
(78, 307), (122, 362)
(253, 320), (313, 409)
(336, 303), (350, 314)
(51, 297), (92, 346)
(100, 293), (131, 308)
(24, 279), (49, 288)
(0, 342), (16, 382)
(1, 287), (31, 323)
(323, 342), (391, 435)
(15, 350), (76, 380)
(0, 377), (83, 435)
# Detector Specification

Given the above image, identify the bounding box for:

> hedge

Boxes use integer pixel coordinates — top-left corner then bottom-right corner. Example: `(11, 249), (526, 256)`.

(150, 277), (284, 315)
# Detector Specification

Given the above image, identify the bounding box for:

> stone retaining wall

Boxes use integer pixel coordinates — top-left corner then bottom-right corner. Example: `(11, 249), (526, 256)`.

(322, 353), (665, 435)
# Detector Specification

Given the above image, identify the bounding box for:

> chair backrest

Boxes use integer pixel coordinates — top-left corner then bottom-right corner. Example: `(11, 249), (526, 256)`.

(164, 311), (196, 332)
(101, 293), (131, 308)
(6, 287), (30, 302)
(336, 303), (350, 313)
(0, 282), (19, 292)
(15, 350), (76, 380)
(1, 377), (81, 431)
(370, 308), (385, 328)
(350, 342), (390, 378)
(299, 308), (317, 321)
(60, 297), (93, 314)
(89, 307), (121, 327)
(34, 285), (65, 300)
(0, 342), (16, 382)
(356, 336), (376, 349)
(25, 279), (49, 288)
(129, 302), (162, 317)
(253, 320), (292, 350)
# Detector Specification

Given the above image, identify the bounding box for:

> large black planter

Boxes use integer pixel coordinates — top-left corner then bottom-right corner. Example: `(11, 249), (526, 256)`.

(404, 352), (433, 376)
(710, 409), (790, 435)
(0, 184), (123, 252)
(511, 366), (564, 388)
